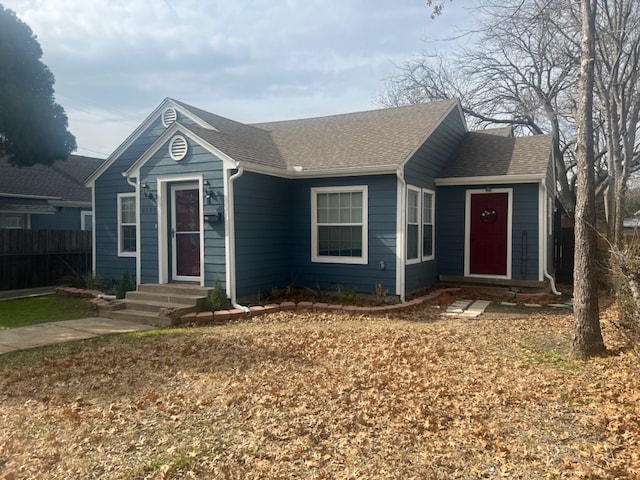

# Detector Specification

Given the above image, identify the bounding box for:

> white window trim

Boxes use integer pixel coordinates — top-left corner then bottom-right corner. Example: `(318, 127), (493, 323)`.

(0, 212), (28, 229)
(406, 185), (421, 265)
(311, 185), (368, 265)
(406, 185), (436, 263)
(117, 193), (137, 257)
(422, 188), (435, 261)
(80, 210), (92, 231)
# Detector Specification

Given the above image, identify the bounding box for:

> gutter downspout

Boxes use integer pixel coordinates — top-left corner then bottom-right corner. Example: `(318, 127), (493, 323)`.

(542, 183), (561, 295)
(122, 172), (141, 286)
(227, 166), (250, 314)
(396, 168), (406, 303)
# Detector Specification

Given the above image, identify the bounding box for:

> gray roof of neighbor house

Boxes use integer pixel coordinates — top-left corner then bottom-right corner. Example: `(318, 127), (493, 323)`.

(0, 155), (104, 202)
(437, 128), (552, 179)
(176, 98), (460, 171)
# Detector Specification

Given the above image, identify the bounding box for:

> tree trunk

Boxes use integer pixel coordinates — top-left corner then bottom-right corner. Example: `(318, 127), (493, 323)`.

(572, 0), (606, 359)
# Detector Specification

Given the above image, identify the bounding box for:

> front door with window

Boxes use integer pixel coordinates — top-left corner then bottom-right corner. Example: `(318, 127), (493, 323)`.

(171, 185), (201, 281)
(468, 191), (509, 276)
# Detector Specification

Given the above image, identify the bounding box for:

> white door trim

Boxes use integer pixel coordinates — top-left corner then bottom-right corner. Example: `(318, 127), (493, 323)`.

(464, 188), (513, 279)
(156, 175), (205, 285)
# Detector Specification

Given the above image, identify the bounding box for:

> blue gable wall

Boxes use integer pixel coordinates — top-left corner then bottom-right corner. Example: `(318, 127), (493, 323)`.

(403, 105), (467, 294)
(436, 183), (541, 281)
(94, 117), (168, 283)
(138, 139), (227, 287)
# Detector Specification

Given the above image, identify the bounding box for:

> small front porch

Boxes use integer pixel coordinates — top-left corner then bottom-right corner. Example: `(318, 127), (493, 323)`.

(107, 283), (212, 327)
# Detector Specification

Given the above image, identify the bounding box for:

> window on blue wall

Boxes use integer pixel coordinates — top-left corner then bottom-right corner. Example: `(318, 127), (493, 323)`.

(406, 186), (435, 263)
(407, 187), (420, 262)
(423, 190), (434, 259)
(311, 186), (368, 264)
(117, 193), (136, 256)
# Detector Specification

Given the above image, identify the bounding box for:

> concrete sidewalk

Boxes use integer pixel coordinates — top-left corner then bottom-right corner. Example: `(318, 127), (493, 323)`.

(0, 318), (155, 355)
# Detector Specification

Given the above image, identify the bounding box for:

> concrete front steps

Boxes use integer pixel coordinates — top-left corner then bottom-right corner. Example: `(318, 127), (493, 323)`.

(108, 284), (211, 327)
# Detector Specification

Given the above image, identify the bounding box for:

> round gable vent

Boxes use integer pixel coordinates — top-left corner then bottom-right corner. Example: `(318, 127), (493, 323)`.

(169, 135), (188, 161)
(162, 107), (177, 127)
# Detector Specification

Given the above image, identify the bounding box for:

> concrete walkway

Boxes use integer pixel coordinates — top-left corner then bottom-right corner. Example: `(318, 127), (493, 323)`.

(0, 318), (155, 355)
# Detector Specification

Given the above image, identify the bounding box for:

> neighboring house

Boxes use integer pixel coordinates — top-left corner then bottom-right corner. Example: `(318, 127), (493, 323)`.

(0, 155), (104, 231)
(85, 97), (555, 304)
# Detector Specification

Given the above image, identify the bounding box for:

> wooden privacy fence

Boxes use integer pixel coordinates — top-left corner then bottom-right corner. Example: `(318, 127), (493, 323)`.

(0, 229), (92, 291)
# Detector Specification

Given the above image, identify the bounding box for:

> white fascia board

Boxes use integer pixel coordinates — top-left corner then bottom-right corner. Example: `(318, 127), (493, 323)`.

(169, 100), (218, 130)
(435, 174), (545, 186)
(125, 123), (238, 178)
(399, 99), (464, 170)
(1, 193), (60, 200)
(84, 98), (219, 187)
(242, 162), (397, 180)
(47, 200), (92, 208)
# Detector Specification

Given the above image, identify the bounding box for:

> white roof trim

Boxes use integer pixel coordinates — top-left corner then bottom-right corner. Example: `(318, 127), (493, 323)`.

(84, 98), (219, 187)
(240, 162), (397, 179)
(0, 193), (60, 200)
(125, 123), (238, 178)
(48, 200), (92, 208)
(435, 174), (545, 186)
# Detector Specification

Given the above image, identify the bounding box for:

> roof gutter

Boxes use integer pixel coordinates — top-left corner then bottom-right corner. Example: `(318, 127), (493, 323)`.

(226, 165), (250, 314)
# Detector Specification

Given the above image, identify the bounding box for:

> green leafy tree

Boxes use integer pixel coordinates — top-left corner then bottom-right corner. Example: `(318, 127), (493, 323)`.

(0, 4), (76, 167)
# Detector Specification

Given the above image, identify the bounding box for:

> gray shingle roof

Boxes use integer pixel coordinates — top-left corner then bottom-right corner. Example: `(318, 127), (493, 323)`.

(437, 130), (552, 179)
(251, 99), (459, 171)
(0, 155), (104, 202)
(175, 98), (459, 171)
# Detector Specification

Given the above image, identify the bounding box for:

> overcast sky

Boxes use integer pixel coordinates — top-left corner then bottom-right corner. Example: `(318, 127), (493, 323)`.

(3, 0), (478, 159)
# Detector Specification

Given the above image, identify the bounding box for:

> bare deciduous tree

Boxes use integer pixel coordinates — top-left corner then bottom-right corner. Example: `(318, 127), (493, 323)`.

(572, 0), (606, 358)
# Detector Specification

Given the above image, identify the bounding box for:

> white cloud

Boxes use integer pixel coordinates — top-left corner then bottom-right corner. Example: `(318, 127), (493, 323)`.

(2, 0), (478, 157)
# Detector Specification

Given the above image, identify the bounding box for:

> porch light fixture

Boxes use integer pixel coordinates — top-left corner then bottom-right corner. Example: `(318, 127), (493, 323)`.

(203, 180), (213, 200)
(142, 183), (154, 199)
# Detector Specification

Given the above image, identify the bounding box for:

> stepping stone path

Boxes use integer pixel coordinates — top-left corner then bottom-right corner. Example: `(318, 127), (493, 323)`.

(444, 299), (491, 318)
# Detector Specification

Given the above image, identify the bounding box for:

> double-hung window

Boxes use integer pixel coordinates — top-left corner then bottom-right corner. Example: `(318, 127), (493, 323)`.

(311, 186), (368, 264)
(407, 187), (420, 262)
(406, 186), (435, 262)
(117, 193), (136, 256)
(422, 190), (434, 259)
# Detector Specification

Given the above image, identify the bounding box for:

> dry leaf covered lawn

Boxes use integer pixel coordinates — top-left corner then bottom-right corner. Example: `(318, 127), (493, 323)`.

(0, 301), (639, 479)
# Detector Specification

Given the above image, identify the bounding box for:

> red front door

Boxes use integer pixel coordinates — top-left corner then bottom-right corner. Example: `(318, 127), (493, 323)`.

(469, 192), (508, 276)
(172, 186), (201, 280)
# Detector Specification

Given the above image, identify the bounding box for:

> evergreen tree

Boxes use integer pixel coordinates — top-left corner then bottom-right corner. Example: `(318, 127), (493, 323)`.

(0, 4), (76, 167)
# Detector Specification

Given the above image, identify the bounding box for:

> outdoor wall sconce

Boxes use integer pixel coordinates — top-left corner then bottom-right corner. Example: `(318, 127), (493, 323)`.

(203, 180), (213, 200)
(142, 183), (154, 200)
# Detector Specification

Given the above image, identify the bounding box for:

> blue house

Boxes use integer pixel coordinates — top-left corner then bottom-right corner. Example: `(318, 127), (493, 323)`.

(86, 98), (555, 309)
(0, 155), (103, 231)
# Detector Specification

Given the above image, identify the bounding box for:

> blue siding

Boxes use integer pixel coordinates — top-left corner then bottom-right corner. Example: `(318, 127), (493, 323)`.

(234, 172), (291, 297)
(139, 140), (226, 288)
(435, 187), (466, 276)
(30, 208), (86, 230)
(404, 107), (467, 188)
(404, 105), (467, 294)
(512, 184), (539, 281)
(286, 175), (398, 296)
(436, 183), (541, 281)
(94, 117), (167, 283)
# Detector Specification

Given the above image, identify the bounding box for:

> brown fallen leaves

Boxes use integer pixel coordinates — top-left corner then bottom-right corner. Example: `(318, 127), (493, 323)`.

(0, 301), (639, 479)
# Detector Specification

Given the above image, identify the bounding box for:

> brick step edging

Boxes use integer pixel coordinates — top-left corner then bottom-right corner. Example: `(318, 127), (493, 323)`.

(178, 288), (461, 326)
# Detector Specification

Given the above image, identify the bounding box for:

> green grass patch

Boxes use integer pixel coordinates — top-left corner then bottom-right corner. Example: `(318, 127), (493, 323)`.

(0, 295), (94, 329)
